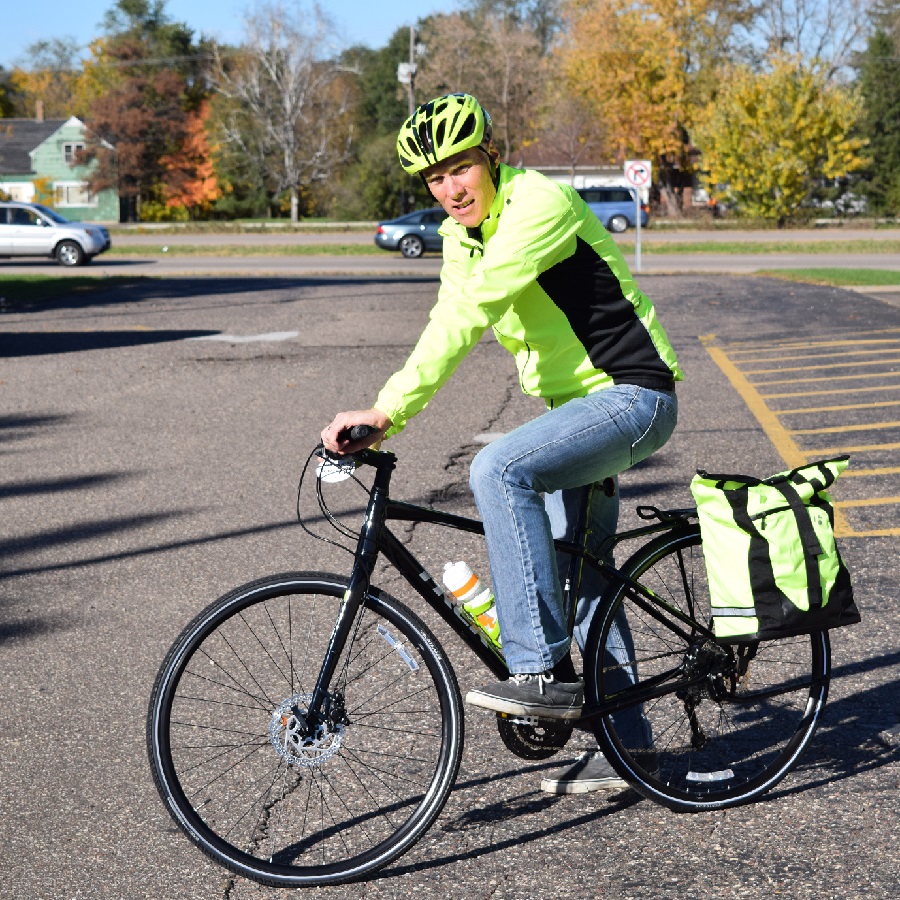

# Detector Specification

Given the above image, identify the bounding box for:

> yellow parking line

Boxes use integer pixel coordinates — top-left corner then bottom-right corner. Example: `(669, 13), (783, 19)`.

(837, 526), (900, 537)
(842, 466), (900, 477)
(808, 441), (900, 454)
(741, 348), (900, 364)
(701, 335), (886, 538)
(836, 496), (900, 508)
(761, 384), (900, 399)
(752, 371), (900, 387)
(700, 340), (808, 468)
(772, 400), (900, 414)
(721, 327), (900, 352)
(789, 420), (900, 435)
(745, 358), (900, 375)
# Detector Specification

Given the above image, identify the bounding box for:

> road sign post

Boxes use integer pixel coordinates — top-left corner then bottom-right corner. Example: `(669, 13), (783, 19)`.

(624, 160), (652, 273)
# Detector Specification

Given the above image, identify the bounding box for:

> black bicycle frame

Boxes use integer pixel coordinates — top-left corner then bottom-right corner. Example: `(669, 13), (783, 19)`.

(308, 447), (709, 723)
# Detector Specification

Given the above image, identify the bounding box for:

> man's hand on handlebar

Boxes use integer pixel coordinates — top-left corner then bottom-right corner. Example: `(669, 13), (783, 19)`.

(321, 409), (392, 455)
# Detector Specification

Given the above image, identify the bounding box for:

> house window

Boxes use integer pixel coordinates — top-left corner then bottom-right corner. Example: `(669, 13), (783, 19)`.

(54, 181), (97, 207)
(62, 142), (85, 165)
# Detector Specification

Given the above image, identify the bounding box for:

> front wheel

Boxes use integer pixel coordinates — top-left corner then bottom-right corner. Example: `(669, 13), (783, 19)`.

(584, 526), (830, 812)
(56, 240), (85, 266)
(147, 572), (463, 887)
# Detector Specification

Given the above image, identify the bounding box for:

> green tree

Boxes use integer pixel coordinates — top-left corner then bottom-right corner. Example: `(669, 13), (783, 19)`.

(855, 27), (900, 214)
(693, 56), (866, 225)
(0, 68), (15, 117)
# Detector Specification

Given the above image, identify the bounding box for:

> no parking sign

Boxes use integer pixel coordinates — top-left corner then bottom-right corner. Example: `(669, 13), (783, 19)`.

(624, 160), (652, 190)
(623, 160), (651, 273)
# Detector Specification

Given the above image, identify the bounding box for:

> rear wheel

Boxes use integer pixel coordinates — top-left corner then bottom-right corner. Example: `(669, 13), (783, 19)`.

(148, 572), (463, 886)
(607, 214), (629, 233)
(399, 234), (425, 258)
(585, 526), (830, 812)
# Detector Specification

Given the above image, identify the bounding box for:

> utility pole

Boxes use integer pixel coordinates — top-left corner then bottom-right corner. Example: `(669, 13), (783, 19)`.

(397, 26), (417, 115)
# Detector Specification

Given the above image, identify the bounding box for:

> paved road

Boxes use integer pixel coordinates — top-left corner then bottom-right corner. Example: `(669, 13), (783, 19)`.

(1, 274), (898, 899)
(3, 250), (900, 279)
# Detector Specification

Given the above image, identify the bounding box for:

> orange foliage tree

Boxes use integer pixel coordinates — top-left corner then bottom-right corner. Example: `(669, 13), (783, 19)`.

(159, 102), (222, 215)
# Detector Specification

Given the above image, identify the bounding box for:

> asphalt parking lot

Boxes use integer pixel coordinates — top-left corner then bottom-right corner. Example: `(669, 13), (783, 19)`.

(1, 273), (898, 899)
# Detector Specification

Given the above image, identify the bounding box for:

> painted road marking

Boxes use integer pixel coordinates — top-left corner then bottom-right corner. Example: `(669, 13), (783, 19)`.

(187, 331), (299, 343)
(701, 328), (900, 538)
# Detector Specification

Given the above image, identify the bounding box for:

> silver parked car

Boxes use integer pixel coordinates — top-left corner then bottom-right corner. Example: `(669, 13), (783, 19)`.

(374, 208), (446, 258)
(0, 202), (111, 266)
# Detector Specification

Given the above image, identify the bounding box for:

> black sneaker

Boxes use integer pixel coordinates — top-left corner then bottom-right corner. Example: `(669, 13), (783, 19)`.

(465, 672), (583, 720)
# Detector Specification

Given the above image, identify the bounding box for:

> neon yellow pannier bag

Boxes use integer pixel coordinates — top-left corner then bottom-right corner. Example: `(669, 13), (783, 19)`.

(690, 456), (860, 643)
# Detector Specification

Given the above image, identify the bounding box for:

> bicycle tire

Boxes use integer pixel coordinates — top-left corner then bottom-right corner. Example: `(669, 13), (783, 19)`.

(584, 525), (830, 812)
(147, 572), (463, 887)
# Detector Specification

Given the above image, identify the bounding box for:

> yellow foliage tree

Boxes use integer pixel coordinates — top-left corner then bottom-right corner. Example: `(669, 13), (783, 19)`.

(693, 57), (867, 225)
(555, 0), (756, 210)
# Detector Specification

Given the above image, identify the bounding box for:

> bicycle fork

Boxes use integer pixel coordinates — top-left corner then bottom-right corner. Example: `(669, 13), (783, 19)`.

(303, 453), (396, 733)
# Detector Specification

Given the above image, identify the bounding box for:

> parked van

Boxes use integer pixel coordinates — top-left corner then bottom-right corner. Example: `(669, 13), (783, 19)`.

(575, 187), (649, 233)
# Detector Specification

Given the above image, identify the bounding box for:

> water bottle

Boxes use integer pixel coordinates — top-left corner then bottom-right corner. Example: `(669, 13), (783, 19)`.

(442, 561), (502, 650)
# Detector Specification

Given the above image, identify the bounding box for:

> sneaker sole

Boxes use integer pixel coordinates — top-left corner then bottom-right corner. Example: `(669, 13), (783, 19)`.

(540, 777), (629, 794)
(465, 689), (582, 720)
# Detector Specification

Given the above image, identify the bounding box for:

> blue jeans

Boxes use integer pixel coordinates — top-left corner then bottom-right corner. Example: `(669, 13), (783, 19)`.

(469, 384), (678, 674)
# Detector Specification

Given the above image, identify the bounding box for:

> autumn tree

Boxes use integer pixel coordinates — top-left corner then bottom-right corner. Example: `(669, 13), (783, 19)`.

(555, 0), (756, 214)
(693, 56), (866, 225)
(211, 1), (355, 223)
(83, 0), (210, 220)
(9, 39), (88, 119)
(416, 10), (546, 162)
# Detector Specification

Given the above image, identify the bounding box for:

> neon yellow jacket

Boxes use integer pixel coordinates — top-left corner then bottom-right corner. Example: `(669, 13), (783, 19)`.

(375, 164), (681, 437)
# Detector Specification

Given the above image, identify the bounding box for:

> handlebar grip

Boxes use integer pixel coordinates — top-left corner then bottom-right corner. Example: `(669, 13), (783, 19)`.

(347, 424), (380, 441)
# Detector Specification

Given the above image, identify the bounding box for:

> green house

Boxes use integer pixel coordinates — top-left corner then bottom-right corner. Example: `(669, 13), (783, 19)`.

(0, 116), (118, 222)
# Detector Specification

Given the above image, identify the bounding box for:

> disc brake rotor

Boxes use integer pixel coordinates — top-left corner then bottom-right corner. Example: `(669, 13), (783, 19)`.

(269, 693), (344, 767)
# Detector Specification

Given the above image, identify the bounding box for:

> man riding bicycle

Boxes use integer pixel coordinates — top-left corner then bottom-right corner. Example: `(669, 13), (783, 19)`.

(322, 92), (681, 794)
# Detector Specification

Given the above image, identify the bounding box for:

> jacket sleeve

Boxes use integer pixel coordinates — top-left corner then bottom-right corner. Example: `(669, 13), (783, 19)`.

(374, 183), (578, 437)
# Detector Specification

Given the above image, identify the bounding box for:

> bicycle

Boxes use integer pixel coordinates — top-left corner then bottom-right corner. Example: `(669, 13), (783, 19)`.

(147, 434), (831, 887)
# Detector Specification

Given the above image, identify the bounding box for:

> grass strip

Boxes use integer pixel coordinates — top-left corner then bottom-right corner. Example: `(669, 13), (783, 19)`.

(754, 268), (900, 286)
(107, 243), (386, 257)
(615, 239), (900, 254)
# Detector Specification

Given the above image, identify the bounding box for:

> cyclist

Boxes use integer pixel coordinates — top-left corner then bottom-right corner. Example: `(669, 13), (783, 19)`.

(322, 92), (681, 794)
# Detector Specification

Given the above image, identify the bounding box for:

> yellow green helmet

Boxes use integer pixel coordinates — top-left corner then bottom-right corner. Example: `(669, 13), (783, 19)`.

(396, 93), (493, 175)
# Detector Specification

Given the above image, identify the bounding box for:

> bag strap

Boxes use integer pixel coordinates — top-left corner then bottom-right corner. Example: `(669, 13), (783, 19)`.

(768, 479), (825, 609)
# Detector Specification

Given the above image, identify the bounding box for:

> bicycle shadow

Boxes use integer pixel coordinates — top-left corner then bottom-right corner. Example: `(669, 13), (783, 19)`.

(373, 760), (641, 880)
(374, 649), (900, 881)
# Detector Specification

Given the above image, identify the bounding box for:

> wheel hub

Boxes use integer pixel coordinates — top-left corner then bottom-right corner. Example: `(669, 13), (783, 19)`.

(269, 693), (344, 767)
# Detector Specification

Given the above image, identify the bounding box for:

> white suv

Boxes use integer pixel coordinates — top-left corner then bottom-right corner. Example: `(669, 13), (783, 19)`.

(0, 202), (111, 266)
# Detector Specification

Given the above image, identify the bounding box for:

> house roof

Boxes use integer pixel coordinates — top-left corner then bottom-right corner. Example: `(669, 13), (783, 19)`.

(0, 118), (68, 174)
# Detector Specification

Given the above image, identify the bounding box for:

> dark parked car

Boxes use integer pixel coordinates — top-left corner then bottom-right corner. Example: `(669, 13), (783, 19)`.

(575, 187), (650, 232)
(0, 202), (111, 266)
(374, 208), (446, 258)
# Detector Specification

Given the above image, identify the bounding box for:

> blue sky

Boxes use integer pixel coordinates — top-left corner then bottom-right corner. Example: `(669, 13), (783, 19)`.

(1, 0), (461, 69)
